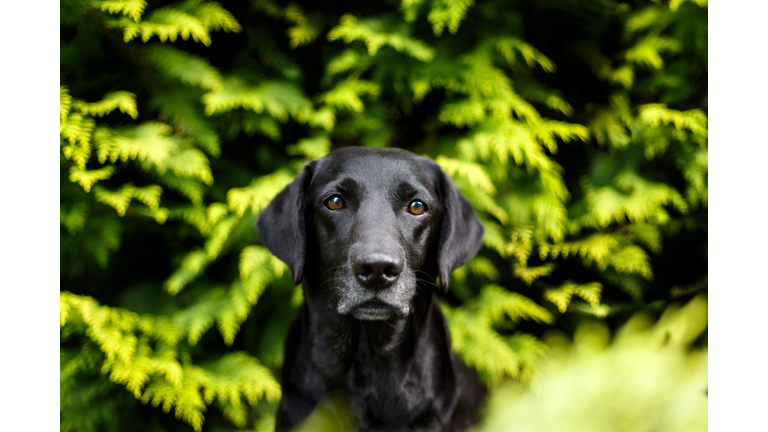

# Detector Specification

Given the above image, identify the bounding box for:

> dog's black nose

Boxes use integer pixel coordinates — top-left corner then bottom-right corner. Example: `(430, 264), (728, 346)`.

(353, 251), (403, 289)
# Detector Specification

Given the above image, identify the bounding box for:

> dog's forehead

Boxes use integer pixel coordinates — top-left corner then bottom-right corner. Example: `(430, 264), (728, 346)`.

(312, 148), (435, 193)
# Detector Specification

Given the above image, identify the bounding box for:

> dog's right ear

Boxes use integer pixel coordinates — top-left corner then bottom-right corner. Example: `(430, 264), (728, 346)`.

(431, 162), (485, 292)
(256, 161), (316, 285)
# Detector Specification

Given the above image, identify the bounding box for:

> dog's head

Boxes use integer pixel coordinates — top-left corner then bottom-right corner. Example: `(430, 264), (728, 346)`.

(257, 147), (484, 320)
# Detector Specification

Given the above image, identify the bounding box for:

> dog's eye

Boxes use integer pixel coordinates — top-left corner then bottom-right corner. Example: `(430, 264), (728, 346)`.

(408, 200), (426, 215)
(326, 196), (344, 210)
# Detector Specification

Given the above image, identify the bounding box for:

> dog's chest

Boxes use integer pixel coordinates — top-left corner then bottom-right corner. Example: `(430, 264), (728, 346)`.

(341, 325), (434, 423)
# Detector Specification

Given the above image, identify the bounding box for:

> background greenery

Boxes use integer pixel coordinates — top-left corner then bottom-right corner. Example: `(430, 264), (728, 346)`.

(60, 0), (707, 430)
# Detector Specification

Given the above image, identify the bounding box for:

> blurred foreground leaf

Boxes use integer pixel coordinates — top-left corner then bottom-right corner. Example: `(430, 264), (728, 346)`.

(476, 296), (708, 432)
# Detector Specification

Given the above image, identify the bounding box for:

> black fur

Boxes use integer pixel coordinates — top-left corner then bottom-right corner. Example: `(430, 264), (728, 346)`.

(257, 147), (485, 432)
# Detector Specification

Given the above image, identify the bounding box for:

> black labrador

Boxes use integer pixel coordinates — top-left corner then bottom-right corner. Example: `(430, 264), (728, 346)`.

(257, 147), (486, 432)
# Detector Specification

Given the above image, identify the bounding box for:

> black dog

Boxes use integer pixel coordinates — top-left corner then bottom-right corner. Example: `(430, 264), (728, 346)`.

(257, 147), (486, 432)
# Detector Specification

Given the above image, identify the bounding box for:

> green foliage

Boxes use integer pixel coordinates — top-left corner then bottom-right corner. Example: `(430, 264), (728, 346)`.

(61, 0), (707, 430)
(327, 14), (436, 61)
(476, 296), (708, 432)
(444, 284), (553, 385)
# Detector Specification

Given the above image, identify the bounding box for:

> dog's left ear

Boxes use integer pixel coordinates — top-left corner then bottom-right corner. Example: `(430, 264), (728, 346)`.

(256, 161), (317, 285)
(432, 163), (485, 291)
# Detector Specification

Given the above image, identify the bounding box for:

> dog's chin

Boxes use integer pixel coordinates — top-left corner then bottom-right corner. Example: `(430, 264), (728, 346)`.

(350, 299), (401, 321)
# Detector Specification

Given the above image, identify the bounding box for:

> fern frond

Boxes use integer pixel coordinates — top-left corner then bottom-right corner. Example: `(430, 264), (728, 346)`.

(625, 35), (681, 69)
(69, 166), (115, 193)
(181, 0), (242, 33)
(606, 244), (653, 280)
(61, 86), (73, 122)
(589, 108), (631, 148)
(217, 285), (251, 346)
(679, 147), (708, 205)
(101, 341), (153, 396)
(446, 309), (530, 384)
(150, 86), (222, 156)
(287, 134), (331, 159)
(539, 233), (653, 280)
(203, 78), (310, 120)
(321, 78), (380, 113)
(435, 155), (496, 194)
(169, 205), (211, 234)
(60, 113), (95, 169)
(669, 0), (708, 11)
(481, 219), (507, 256)
(305, 106), (336, 131)
(242, 255), (281, 302)
(130, 205), (169, 225)
(496, 37), (555, 72)
(624, 6), (665, 34)
(137, 315), (182, 345)
(460, 185), (509, 225)
(600, 268), (645, 301)
(61, 202), (89, 235)
(111, 1), (239, 47)
(173, 291), (224, 345)
(140, 371), (207, 431)
(328, 14), (435, 61)
(533, 192), (568, 242)
(143, 44), (223, 91)
(160, 147), (214, 185)
(96, 0), (147, 22)
(586, 170), (688, 227)
(156, 171), (206, 205)
(165, 250), (210, 295)
(628, 223), (662, 253)
(148, 345), (184, 387)
(73, 91), (138, 119)
(477, 284), (555, 324)
(538, 233), (621, 266)
(93, 184), (136, 216)
(504, 226), (534, 263)
(543, 280), (603, 313)
(94, 122), (176, 165)
(607, 64), (635, 88)
(227, 170), (295, 217)
(569, 302), (611, 318)
(200, 352), (281, 406)
(61, 293), (140, 363)
(439, 98), (486, 127)
(286, 12), (321, 48)
(427, 0), (475, 36)
(466, 256), (501, 281)
(238, 246), (273, 280)
(638, 104), (708, 139)
(512, 262), (554, 286)
(204, 216), (239, 259)
(132, 184), (163, 210)
(206, 202), (228, 226)
(445, 299), (549, 385)
(327, 49), (371, 75)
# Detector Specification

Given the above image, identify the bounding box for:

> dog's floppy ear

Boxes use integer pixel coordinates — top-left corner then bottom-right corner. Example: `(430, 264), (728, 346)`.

(432, 163), (485, 291)
(256, 161), (316, 285)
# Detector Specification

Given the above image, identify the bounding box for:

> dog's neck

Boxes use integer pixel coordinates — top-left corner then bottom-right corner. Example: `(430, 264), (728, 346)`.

(299, 281), (434, 379)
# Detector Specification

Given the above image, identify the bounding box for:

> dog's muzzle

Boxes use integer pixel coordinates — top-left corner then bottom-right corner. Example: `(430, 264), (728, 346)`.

(333, 247), (415, 320)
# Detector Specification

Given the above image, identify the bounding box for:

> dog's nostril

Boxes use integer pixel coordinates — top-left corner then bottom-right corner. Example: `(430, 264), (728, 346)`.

(353, 262), (374, 279)
(383, 265), (400, 278)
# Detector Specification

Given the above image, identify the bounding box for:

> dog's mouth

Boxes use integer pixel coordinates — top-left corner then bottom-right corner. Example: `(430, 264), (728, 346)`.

(351, 299), (397, 321)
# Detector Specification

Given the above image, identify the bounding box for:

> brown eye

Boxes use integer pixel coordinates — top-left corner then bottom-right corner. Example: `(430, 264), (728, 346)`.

(326, 196), (344, 210)
(408, 200), (425, 215)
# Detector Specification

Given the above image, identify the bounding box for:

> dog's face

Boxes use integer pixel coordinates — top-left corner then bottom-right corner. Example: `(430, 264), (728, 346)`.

(257, 147), (484, 320)
(304, 149), (443, 320)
